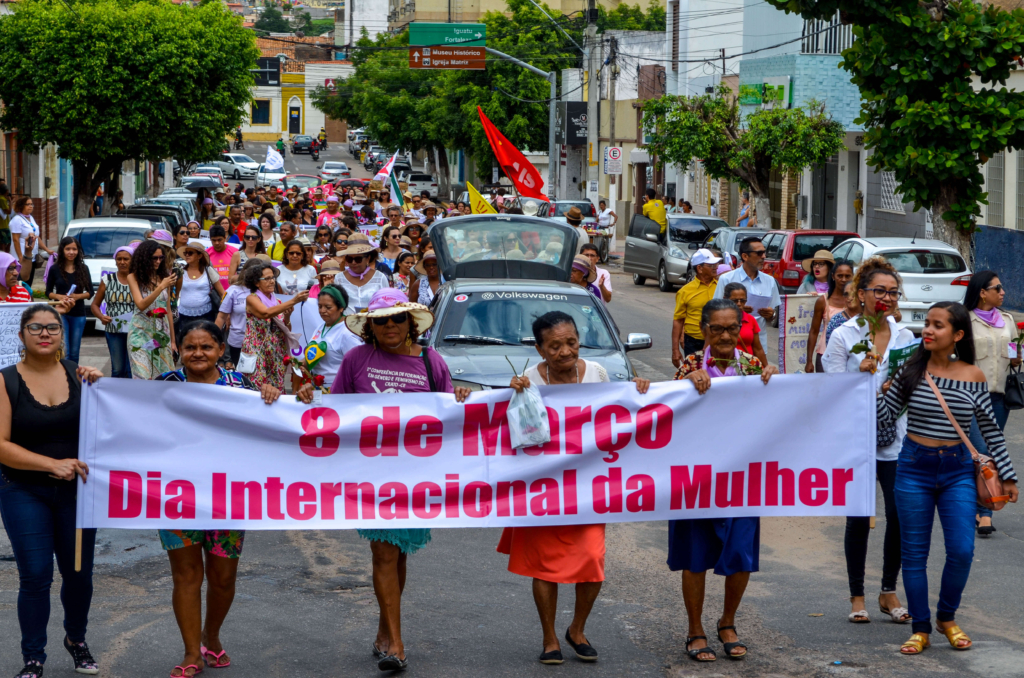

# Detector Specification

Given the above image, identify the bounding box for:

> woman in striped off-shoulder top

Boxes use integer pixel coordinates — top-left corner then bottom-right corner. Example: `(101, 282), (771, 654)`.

(875, 301), (1018, 656)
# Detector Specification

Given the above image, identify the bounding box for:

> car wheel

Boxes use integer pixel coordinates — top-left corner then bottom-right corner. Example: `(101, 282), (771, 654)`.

(658, 263), (674, 292)
(233, 169), (240, 179)
(632, 273), (646, 286)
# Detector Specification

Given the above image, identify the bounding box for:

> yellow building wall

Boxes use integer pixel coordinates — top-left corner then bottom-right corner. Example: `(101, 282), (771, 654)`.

(281, 74), (306, 137)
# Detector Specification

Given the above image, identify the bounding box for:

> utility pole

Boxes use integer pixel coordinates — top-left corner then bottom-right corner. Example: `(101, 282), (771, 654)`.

(585, 0), (599, 207)
(721, 48), (726, 88)
(608, 36), (617, 205)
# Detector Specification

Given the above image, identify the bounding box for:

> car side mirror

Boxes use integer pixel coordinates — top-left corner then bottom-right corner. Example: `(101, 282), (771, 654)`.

(645, 232), (659, 243)
(688, 242), (699, 250)
(624, 333), (652, 352)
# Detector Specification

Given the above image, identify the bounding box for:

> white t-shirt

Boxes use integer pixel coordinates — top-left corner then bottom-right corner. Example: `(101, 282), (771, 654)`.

(595, 267), (612, 292)
(307, 320), (363, 389)
(10, 214), (39, 259)
(598, 208), (614, 228)
(277, 265), (317, 295)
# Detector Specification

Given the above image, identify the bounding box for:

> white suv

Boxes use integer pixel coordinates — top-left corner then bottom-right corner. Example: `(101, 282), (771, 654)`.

(406, 173), (438, 199)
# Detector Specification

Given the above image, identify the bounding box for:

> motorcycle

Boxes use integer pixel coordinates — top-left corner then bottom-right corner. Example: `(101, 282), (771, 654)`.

(311, 147), (320, 161)
(233, 139), (244, 150)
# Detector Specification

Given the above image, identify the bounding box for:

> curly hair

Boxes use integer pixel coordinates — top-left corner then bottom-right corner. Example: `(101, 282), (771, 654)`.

(243, 261), (275, 292)
(130, 240), (170, 290)
(359, 312), (420, 346)
(852, 256), (901, 294)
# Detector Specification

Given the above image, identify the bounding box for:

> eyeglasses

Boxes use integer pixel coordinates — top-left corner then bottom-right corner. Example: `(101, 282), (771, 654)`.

(372, 312), (408, 326)
(706, 324), (741, 335)
(25, 323), (61, 336)
(259, 276), (276, 283)
(865, 287), (903, 300)
(986, 284), (1005, 293)
(345, 255), (366, 263)
(244, 235), (259, 241)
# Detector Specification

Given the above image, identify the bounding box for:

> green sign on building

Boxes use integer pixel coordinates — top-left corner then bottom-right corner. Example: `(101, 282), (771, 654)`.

(738, 83), (763, 106)
(409, 23), (486, 47)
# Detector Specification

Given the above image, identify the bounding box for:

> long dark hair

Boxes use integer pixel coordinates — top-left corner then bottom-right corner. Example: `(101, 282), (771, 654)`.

(54, 236), (90, 289)
(130, 240), (170, 290)
(827, 259), (855, 299)
(963, 270), (999, 311)
(895, 301), (975, 403)
(243, 225), (266, 254)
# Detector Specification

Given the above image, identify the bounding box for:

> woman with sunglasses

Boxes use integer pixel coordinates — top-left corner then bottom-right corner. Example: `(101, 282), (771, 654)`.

(963, 271), (1022, 537)
(227, 225), (266, 285)
(330, 227), (352, 262)
(0, 304), (105, 678)
(378, 226), (405, 274)
(408, 253), (441, 307)
(278, 240), (317, 295)
(332, 233), (390, 315)
(173, 225), (190, 252)
(174, 240), (226, 343)
(313, 225), (332, 255)
(127, 240), (177, 380)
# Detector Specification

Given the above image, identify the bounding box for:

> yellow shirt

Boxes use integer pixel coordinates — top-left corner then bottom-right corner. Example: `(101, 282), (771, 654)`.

(673, 277), (717, 339)
(643, 199), (668, 233)
(269, 239), (288, 262)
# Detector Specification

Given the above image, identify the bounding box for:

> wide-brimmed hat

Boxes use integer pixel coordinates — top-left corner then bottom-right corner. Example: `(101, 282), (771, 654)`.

(571, 254), (597, 283)
(342, 233), (376, 257)
(176, 239), (210, 263)
(399, 235), (413, 248)
(421, 201), (437, 212)
(344, 288), (435, 337)
(801, 249), (836, 273)
(413, 252), (438, 276)
(295, 235), (313, 247)
(318, 259), (341, 276)
(565, 206), (584, 224)
(400, 222), (423, 235)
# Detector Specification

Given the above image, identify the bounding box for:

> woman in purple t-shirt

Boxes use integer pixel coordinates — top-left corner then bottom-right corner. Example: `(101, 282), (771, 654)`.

(331, 288), (471, 672)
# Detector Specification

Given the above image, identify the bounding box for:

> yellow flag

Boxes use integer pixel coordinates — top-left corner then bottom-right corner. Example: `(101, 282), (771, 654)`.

(468, 182), (497, 214)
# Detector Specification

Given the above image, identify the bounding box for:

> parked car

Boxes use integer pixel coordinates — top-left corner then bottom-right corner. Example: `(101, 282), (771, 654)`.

(831, 237), (971, 333)
(150, 195), (198, 221)
(549, 200), (598, 229)
(699, 226), (771, 269)
(256, 164), (287, 188)
(336, 178), (370, 192)
(425, 214), (651, 390)
(624, 213), (728, 291)
(113, 204), (187, 232)
(318, 162), (350, 182)
(760, 229), (860, 294)
(406, 173), (438, 199)
(347, 127), (363, 142)
(281, 174), (322, 190)
(215, 153), (259, 180)
(192, 166), (229, 190)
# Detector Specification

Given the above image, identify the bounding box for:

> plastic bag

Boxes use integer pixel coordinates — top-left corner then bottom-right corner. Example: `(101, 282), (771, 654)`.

(507, 382), (551, 450)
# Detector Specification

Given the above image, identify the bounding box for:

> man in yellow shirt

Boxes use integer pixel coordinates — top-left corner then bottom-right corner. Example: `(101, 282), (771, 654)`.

(269, 221), (297, 262)
(642, 188), (668, 235)
(671, 248), (722, 368)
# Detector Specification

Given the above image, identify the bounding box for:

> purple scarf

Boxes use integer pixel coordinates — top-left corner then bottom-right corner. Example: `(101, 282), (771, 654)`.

(256, 289), (277, 309)
(346, 266), (373, 281)
(704, 347), (740, 378)
(974, 307), (1005, 328)
(814, 280), (829, 294)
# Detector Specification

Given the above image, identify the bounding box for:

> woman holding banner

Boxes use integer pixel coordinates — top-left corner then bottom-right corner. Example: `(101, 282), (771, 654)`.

(332, 288), (470, 672)
(823, 257), (916, 625)
(506, 311), (650, 665)
(673, 298), (778, 662)
(0, 304), (104, 678)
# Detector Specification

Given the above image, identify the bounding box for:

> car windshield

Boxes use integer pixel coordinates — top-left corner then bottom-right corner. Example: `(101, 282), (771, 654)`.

(438, 291), (618, 350)
(881, 250), (966, 274)
(67, 227), (152, 258)
(553, 202), (595, 217)
(792, 234), (856, 261)
(284, 176), (320, 189)
(437, 220), (572, 264)
(230, 155), (254, 164)
(667, 217), (718, 244)
(323, 162), (347, 170)
(295, 136), (312, 142)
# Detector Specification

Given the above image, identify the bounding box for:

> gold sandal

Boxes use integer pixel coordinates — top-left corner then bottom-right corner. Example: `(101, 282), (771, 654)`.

(900, 633), (930, 655)
(940, 624), (972, 651)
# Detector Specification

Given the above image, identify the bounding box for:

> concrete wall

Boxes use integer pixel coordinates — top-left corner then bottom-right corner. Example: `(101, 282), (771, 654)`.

(863, 164), (928, 238)
(738, 54), (861, 130)
(742, 0), (802, 56)
(975, 224), (1024, 310)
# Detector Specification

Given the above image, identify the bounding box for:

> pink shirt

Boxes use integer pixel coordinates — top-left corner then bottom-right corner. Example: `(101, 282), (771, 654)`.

(317, 209), (342, 228)
(206, 245), (238, 288)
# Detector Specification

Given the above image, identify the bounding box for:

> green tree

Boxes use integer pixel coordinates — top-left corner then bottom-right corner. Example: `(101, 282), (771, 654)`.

(765, 0), (1024, 256)
(0, 0), (258, 217)
(642, 87), (845, 228)
(254, 5), (291, 33)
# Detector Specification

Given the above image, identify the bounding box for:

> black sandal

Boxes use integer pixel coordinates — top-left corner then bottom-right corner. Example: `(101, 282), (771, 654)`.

(377, 654), (407, 671)
(717, 625), (747, 659)
(976, 519), (996, 537)
(686, 636), (716, 662)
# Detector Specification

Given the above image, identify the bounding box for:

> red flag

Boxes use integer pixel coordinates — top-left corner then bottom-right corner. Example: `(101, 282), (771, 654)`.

(477, 106), (548, 201)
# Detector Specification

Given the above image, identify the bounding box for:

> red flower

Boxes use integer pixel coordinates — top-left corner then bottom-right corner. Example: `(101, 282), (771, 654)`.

(313, 374), (325, 387)
(282, 356), (290, 365)
(147, 307), (167, 318)
(788, 316), (796, 324)
(1017, 321), (1024, 330)
(874, 301), (887, 313)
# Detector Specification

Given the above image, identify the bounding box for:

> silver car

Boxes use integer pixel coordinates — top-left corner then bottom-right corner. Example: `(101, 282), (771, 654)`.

(318, 161), (350, 182)
(215, 153), (259, 180)
(624, 213), (726, 292)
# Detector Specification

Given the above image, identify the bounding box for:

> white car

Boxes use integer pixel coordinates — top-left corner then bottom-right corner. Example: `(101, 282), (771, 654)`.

(406, 173), (438, 199)
(257, 164), (286, 188)
(831, 237), (972, 333)
(151, 194), (198, 221)
(215, 153), (259, 180)
(192, 165), (229, 189)
(319, 161), (350, 182)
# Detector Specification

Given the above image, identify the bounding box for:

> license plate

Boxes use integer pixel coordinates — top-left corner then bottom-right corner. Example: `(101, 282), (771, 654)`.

(912, 311), (927, 321)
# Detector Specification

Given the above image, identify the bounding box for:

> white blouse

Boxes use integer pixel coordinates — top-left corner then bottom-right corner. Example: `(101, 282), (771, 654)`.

(333, 270), (391, 315)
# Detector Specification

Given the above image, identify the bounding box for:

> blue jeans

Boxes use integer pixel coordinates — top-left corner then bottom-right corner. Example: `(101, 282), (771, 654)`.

(104, 331), (131, 378)
(968, 392), (1010, 518)
(0, 477), (96, 664)
(895, 437), (976, 634)
(61, 315), (86, 364)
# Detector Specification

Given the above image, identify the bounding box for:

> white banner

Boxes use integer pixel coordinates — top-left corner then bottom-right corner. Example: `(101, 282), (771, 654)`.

(77, 374), (877, 530)
(0, 302), (34, 369)
(778, 294), (819, 374)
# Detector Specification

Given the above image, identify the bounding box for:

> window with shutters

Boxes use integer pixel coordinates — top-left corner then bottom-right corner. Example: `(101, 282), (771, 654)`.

(878, 171), (905, 214)
(989, 151), (1004, 227)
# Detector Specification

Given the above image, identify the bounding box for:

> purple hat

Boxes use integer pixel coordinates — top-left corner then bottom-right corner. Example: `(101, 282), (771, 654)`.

(0, 252), (20, 289)
(326, 195), (339, 203)
(344, 287), (435, 336)
(114, 246), (134, 259)
(203, 198), (214, 205)
(148, 229), (173, 245)
(343, 199), (354, 208)
(716, 263), (732, 276)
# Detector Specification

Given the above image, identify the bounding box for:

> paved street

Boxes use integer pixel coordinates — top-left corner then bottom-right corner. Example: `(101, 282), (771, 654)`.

(5, 155), (1024, 677)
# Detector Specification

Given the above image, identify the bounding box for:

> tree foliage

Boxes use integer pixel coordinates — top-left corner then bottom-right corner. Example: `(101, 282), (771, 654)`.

(253, 6), (292, 33)
(765, 0), (1024, 252)
(0, 0), (258, 216)
(641, 87), (845, 227)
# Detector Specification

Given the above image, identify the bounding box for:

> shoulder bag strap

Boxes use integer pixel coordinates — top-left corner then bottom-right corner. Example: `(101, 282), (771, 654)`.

(421, 347), (437, 393)
(924, 372), (979, 460)
(1, 364), (19, 415)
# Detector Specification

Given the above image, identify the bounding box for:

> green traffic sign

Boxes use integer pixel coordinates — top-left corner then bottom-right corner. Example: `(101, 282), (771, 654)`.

(409, 22), (486, 47)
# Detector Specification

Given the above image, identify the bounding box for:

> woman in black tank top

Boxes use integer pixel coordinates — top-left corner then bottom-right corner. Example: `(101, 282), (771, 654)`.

(0, 304), (102, 678)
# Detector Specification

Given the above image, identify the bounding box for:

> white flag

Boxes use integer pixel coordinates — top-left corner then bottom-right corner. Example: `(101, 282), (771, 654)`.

(373, 152), (398, 182)
(265, 146), (284, 171)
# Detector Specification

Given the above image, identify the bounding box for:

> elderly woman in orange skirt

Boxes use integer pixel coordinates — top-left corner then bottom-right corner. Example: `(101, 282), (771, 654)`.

(504, 311), (649, 664)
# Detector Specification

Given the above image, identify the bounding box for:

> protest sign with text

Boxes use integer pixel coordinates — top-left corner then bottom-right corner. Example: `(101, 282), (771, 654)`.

(77, 374), (877, 530)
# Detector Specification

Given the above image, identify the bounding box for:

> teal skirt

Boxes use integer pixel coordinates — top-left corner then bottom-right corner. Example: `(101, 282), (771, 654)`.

(358, 528), (432, 554)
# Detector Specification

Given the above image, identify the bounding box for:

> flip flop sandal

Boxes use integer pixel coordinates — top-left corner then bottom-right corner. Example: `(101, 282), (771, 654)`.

(170, 665), (203, 678)
(686, 636), (717, 662)
(717, 625), (747, 659)
(200, 646), (230, 668)
(878, 597), (911, 624)
(941, 624), (972, 651)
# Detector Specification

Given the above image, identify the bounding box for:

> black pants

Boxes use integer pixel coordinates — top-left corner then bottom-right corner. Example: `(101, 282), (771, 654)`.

(227, 345), (241, 369)
(175, 308), (219, 347)
(845, 460), (901, 597)
(682, 334), (705, 359)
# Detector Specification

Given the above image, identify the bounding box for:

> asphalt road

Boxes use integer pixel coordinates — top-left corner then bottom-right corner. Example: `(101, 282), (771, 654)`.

(8, 157), (1024, 677)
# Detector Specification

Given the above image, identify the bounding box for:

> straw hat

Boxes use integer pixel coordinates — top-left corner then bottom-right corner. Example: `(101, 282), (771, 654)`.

(413, 252), (438, 276)
(318, 259), (341, 276)
(295, 235), (313, 247)
(344, 288), (435, 337)
(572, 254), (597, 283)
(176, 239), (210, 263)
(801, 249), (836, 273)
(343, 233), (376, 256)
(565, 206), (584, 225)
(399, 235), (413, 248)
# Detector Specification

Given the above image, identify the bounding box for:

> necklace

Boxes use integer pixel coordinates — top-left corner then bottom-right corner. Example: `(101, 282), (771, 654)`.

(543, 361), (580, 385)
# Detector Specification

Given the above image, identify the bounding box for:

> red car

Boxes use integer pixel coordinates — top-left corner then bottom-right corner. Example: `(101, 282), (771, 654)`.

(760, 230), (859, 295)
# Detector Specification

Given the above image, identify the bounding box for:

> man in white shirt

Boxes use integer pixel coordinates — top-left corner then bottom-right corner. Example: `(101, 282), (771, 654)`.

(580, 243), (611, 302)
(713, 235), (779, 348)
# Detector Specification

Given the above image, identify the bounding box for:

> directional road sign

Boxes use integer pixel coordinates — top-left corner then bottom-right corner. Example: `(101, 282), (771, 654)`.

(409, 46), (486, 70)
(409, 22), (486, 47)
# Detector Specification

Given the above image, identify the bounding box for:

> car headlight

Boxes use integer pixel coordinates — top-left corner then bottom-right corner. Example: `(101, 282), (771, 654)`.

(668, 247), (686, 260)
(452, 379), (488, 391)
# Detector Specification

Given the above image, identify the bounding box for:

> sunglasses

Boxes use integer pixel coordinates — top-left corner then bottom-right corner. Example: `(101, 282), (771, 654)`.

(345, 255), (366, 263)
(372, 312), (408, 326)
(244, 235), (260, 241)
(335, 239), (348, 245)
(986, 284), (1005, 293)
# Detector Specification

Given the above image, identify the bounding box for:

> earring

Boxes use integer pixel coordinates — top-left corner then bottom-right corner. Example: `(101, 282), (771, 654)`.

(950, 351), (959, 362)
(405, 336), (412, 347)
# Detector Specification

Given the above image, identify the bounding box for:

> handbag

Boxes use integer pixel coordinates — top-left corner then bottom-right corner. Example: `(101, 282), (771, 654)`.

(925, 373), (1012, 511)
(206, 267), (222, 311)
(236, 352), (257, 374)
(1004, 363), (1024, 411)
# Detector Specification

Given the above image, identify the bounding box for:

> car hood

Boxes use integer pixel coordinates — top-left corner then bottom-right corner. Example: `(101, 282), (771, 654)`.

(433, 345), (633, 388)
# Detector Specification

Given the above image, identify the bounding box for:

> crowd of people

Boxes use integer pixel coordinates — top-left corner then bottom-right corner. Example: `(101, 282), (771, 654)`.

(0, 171), (1021, 676)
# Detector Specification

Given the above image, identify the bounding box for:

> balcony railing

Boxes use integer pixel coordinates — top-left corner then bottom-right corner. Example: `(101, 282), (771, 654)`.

(801, 13), (854, 55)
